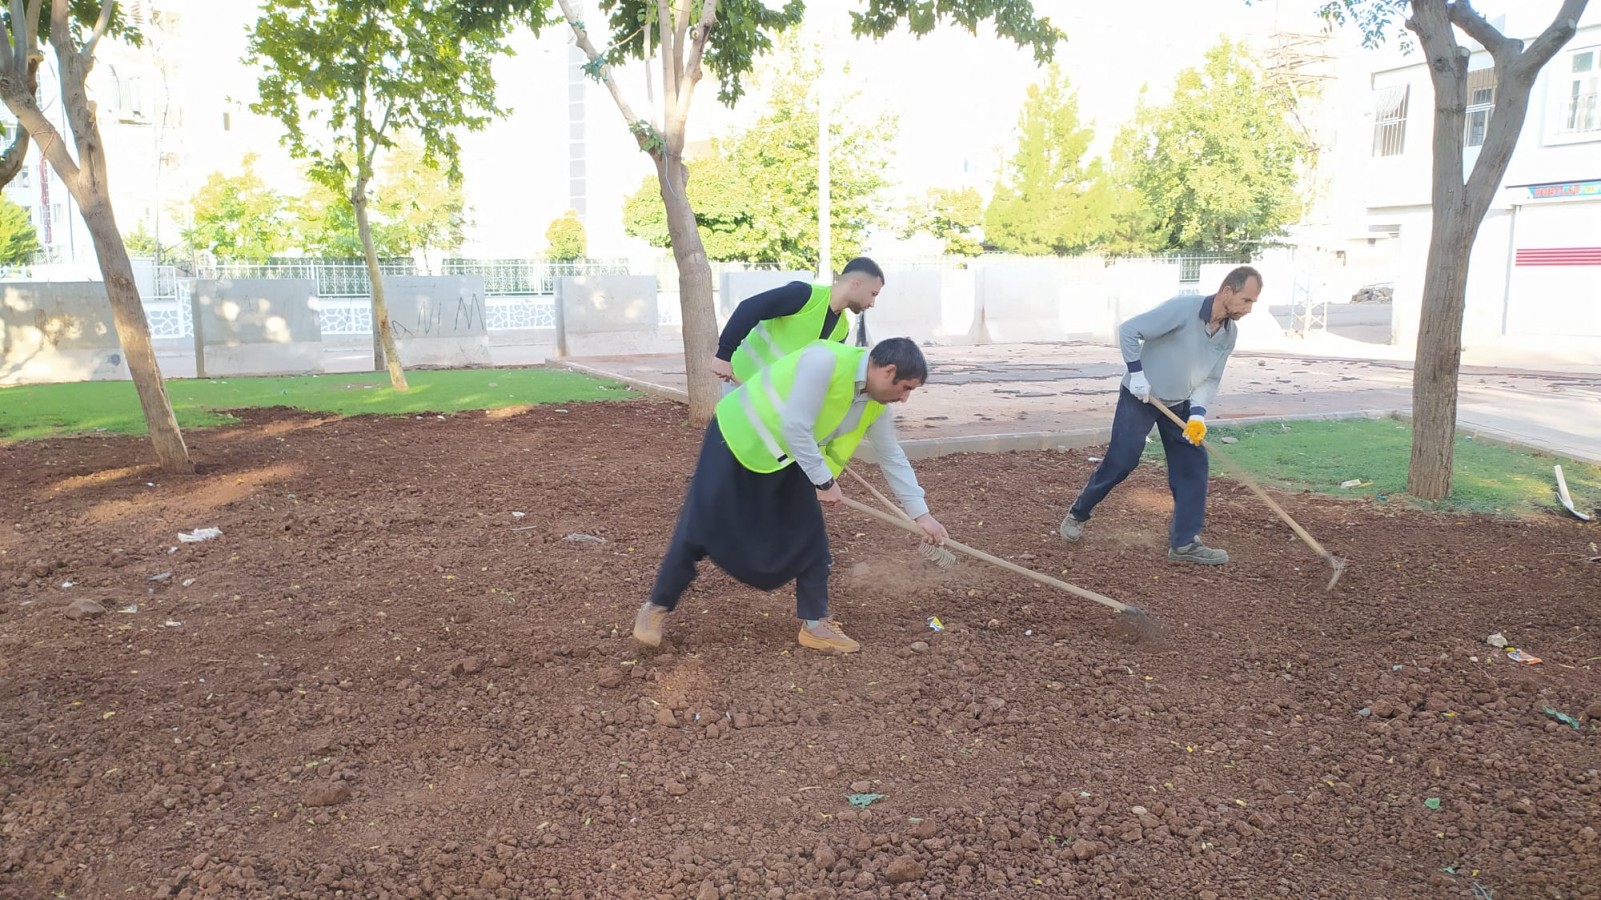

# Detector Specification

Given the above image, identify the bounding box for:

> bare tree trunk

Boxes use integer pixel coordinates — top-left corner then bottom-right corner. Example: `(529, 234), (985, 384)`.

(80, 192), (192, 471)
(353, 176), (408, 391)
(1401, 0), (1587, 500)
(656, 155), (718, 423)
(1407, 214), (1474, 500)
(0, 0), (191, 473)
(558, 0), (721, 423)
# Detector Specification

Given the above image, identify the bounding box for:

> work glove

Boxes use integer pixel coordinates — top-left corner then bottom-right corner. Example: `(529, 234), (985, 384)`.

(1183, 414), (1207, 446)
(1127, 370), (1151, 402)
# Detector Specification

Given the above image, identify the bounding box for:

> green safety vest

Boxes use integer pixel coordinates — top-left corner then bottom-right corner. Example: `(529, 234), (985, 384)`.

(729, 283), (849, 384)
(716, 341), (886, 477)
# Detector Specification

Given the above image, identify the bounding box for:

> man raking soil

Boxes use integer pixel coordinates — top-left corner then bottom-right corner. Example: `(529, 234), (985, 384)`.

(634, 338), (949, 655)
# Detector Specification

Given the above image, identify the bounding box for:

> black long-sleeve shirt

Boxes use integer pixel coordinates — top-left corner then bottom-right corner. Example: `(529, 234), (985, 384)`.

(715, 281), (842, 361)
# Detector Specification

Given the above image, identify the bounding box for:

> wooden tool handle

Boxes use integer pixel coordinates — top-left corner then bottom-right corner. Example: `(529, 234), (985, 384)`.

(840, 496), (1130, 613)
(1148, 398), (1334, 560)
(843, 465), (917, 524)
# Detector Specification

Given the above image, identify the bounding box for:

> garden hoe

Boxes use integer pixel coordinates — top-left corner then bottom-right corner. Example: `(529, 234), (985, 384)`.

(1150, 398), (1347, 590)
(841, 496), (1163, 643)
(843, 465), (958, 568)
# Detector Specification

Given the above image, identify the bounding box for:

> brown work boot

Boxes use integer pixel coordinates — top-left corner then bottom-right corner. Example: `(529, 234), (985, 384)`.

(798, 618), (861, 654)
(633, 601), (670, 647)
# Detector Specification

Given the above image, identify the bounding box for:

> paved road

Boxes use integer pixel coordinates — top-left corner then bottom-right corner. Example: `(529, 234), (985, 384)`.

(1269, 302), (1394, 345)
(560, 341), (1601, 466)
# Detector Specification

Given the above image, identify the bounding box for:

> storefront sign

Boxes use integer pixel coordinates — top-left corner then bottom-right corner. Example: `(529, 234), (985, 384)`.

(1525, 179), (1601, 200)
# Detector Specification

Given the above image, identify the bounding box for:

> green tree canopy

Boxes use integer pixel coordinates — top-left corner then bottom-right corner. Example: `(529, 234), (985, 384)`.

(623, 40), (892, 270)
(182, 154), (290, 262)
(623, 146), (765, 261)
(984, 64), (1112, 255)
(545, 209), (587, 260)
(1109, 38), (1310, 256)
(903, 187), (985, 256)
(375, 139), (469, 259)
(0, 194), (40, 265)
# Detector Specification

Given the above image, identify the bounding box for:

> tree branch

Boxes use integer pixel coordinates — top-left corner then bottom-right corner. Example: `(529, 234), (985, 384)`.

(555, 0), (652, 155)
(671, 0), (717, 131)
(656, 0), (676, 105)
(6, 0), (29, 75)
(672, 0), (690, 87)
(1406, 0), (1467, 191)
(1445, 1), (1515, 57)
(8, 90), (81, 185)
(46, 0), (70, 56)
(79, 0), (112, 64)
(370, 96), (395, 162)
(1513, 0), (1587, 76)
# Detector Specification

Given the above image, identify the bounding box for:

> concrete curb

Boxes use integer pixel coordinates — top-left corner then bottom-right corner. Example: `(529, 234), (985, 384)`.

(557, 360), (689, 401)
(1394, 411), (1601, 466)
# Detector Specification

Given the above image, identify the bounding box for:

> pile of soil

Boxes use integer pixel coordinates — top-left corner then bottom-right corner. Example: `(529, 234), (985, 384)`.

(2, 400), (1597, 899)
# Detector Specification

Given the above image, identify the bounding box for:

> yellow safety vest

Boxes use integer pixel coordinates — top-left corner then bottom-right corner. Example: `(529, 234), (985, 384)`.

(729, 283), (849, 384)
(716, 341), (885, 476)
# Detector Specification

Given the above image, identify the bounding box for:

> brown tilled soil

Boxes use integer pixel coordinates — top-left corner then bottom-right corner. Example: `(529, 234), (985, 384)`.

(2, 399), (1599, 900)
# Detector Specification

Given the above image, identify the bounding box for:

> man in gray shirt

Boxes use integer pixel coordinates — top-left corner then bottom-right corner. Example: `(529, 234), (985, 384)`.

(1059, 266), (1262, 564)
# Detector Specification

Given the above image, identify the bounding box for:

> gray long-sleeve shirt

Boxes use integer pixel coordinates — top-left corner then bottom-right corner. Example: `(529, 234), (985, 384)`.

(1119, 293), (1236, 415)
(779, 344), (929, 518)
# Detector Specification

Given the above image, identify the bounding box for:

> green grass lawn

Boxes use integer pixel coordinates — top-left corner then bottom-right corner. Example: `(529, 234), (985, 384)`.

(0, 368), (635, 441)
(1196, 417), (1601, 516)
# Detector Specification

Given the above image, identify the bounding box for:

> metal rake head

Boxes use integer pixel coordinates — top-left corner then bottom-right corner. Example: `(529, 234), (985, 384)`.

(1119, 604), (1166, 645)
(1324, 556), (1348, 592)
(916, 541), (958, 569)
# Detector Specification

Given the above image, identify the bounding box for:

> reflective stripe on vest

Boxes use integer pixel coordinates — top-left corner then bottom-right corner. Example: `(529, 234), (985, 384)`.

(743, 321), (787, 369)
(735, 375), (790, 464)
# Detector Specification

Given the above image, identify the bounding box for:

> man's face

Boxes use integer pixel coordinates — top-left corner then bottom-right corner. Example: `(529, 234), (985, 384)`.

(865, 364), (921, 404)
(839, 273), (884, 313)
(1218, 277), (1261, 320)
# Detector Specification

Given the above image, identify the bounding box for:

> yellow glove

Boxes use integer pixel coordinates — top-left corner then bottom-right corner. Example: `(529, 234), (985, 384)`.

(1183, 415), (1207, 446)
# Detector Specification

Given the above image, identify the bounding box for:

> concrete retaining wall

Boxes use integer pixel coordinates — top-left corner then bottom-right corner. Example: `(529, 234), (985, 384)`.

(866, 270), (943, 345)
(555, 275), (660, 356)
(971, 266), (1089, 343)
(193, 278), (322, 376)
(1, 282), (129, 384)
(385, 276), (493, 368)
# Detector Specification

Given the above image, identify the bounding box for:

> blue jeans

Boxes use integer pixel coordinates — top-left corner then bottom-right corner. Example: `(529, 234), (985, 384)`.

(1069, 388), (1210, 548)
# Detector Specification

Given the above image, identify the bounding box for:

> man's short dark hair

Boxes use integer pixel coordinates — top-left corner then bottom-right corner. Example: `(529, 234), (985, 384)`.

(869, 336), (927, 383)
(841, 257), (885, 282)
(1221, 265), (1262, 293)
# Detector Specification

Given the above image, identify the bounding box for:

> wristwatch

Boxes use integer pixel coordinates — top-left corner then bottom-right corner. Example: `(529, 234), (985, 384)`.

(815, 477), (836, 491)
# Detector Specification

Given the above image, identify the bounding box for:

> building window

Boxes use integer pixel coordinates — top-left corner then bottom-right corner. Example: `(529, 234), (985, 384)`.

(1465, 68), (1496, 147)
(1372, 85), (1409, 157)
(1559, 47), (1599, 135)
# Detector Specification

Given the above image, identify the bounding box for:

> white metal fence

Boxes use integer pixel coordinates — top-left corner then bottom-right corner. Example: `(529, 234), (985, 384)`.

(131, 252), (1251, 340)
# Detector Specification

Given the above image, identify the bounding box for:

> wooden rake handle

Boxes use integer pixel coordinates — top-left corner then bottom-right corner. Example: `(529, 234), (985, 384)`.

(1149, 398), (1336, 562)
(840, 496), (1132, 614)
(843, 465), (919, 526)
